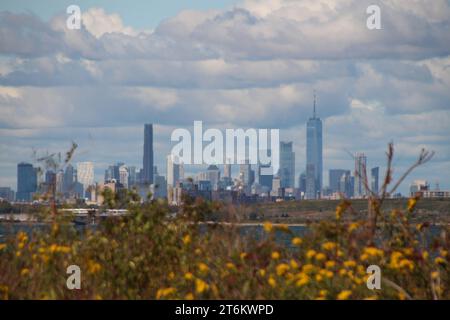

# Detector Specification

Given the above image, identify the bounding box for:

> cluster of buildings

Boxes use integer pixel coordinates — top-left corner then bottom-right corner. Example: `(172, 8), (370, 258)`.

(1, 98), (448, 205)
(409, 180), (450, 198)
(10, 162), (89, 203)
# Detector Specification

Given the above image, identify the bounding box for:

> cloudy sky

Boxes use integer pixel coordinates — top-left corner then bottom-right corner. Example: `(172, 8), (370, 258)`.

(0, 0), (449, 194)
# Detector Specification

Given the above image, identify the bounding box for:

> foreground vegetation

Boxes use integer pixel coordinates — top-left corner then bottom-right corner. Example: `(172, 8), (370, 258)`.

(0, 193), (448, 300)
(0, 143), (448, 300)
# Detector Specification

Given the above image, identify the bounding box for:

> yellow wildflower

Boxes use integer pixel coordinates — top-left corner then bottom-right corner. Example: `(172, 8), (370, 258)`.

(337, 290), (352, 300)
(291, 237), (302, 246)
(353, 277), (363, 285)
(268, 277), (276, 288)
(322, 242), (337, 251)
(156, 287), (176, 299)
(335, 200), (350, 220)
(290, 259), (299, 269)
(407, 197), (418, 212)
(403, 248), (413, 256)
(360, 254), (369, 261)
(348, 222), (359, 232)
(20, 268), (30, 277)
(319, 290), (328, 298)
(276, 263), (290, 276)
(240, 252), (247, 260)
(306, 249), (316, 259)
(296, 273), (309, 287)
(226, 262), (236, 270)
(363, 247), (384, 257)
(259, 269), (266, 277)
(388, 251), (403, 269)
(315, 253), (326, 261)
(87, 260), (102, 274)
(17, 231), (28, 243)
(276, 224), (289, 232)
(435, 257), (446, 265)
(431, 271), (439, 280)
(50, 244), (59, 253)
(344, 260), (356, 268)
(195, 279), (208, 294)
(184, 272), (194, 281)
(185, 293), (194, 300)
(198, 262), (209, 274)
(302, 264), (314, 274)
(315, 274), (323, 282)
(56, 246), (71, 254)
(182, 234), (191, 245)
(271, 251), (280, 260)
(399, 259), (414, 271)
(325, 260), (336, 269)
(357, 265), (365, 275)
(263, 221), (273, 233)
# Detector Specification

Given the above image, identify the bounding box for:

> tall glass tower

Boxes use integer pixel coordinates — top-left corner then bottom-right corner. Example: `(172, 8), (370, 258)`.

(354, 153), (367, 198)
(17, 162), (37, 201)
(279, 142), (295, 188)
(143, 124), (154, 185)
(306, 93), (323, 199)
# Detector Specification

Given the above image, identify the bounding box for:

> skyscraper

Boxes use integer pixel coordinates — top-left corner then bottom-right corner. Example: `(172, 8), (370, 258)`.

(152, 174), (167, 199)
(258, 164), (273, 191)
(306, 93), (323, 199)
(298, 172), (306, 194)
(371, 167), (379, 194)
(239, 159), (252, 187)
(143, 124), (154, 185)
(329, 169), (350, 193)
(340, 172), (354, 198)
(279, 142), (295, 188)
(224, 162), (231, 179)
(16, 162), (37, 201)
(119, 165), (129, 189)
(206, 165), (220, 190)
(0, 187), (15, 202)
(56, 170), (64, 194)
(354, 153), (367, 198)
(63, 164), (75, 194)
(128, 166), (137, 187)
(167, 154), (182, 187)
(77, 162), (94, 197)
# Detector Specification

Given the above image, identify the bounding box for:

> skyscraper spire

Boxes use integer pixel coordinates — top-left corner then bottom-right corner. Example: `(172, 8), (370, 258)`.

(313, 90), (316, 119)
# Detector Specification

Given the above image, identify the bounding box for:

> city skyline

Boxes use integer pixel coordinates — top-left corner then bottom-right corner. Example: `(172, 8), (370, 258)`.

(6, 118), (439, 201)
(1, 113), (447, 197)
(0, 0), (449, 195)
